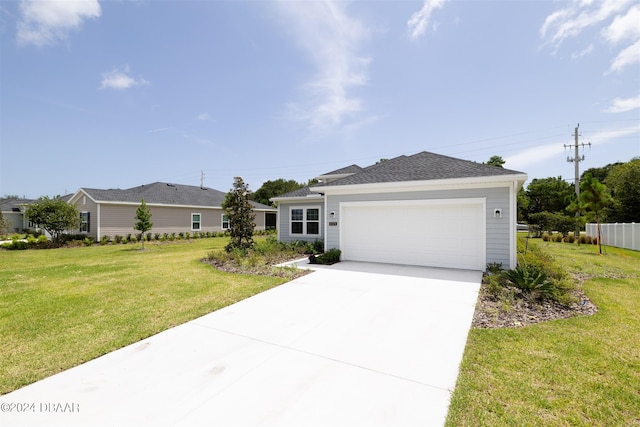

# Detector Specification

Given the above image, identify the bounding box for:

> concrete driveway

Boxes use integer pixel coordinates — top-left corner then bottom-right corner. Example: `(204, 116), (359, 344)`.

(0, 261), (481, 427)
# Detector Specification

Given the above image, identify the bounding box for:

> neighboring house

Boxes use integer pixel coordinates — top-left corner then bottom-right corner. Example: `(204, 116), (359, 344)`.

(68, 182), (277, 240)
(271, 151), (527, 271)
(0, 198), (36, 234)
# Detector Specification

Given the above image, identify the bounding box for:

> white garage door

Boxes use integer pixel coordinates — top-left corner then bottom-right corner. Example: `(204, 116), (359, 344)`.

(340, 199), (485, 270)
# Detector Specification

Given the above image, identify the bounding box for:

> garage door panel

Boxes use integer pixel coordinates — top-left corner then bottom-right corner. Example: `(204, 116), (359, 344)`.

(341, 201), (484, 270)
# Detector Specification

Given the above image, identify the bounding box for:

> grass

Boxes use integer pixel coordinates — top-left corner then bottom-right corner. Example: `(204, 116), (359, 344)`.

(446, 239), (640, 426)
(0, 238), (287, 395)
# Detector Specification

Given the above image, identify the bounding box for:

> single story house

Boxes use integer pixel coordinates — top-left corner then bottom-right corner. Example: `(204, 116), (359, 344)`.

(271, 151), (527, 271)
(0, 198), (35, 234)
(68, 182), (277, 240)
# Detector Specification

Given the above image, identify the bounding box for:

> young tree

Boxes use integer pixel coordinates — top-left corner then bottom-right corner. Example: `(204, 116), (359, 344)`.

(134, 198), (153, 249)
(25, 196), (79, 243)
(222, 177), (255, 252)
(580, 174), (613, 255)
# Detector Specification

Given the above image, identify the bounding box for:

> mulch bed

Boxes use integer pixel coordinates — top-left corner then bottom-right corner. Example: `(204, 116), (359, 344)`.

(472, 274), (598, 329)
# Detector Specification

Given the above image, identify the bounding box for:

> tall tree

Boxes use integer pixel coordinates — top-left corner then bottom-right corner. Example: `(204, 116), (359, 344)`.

(250, 179), (305, 206)
(580, 174), (613, 254)
(486, 155), (505, 168)
(525, 177), (574, 219)
(222, 177), (256, 252)
(605, 158), (640, 223)
(134, 198), (153, 249)
(582, 162), (623, 183)
(25, 196), (79, 243)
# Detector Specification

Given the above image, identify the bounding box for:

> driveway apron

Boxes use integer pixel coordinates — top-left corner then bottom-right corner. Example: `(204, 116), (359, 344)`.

(0, 261), (481, 427)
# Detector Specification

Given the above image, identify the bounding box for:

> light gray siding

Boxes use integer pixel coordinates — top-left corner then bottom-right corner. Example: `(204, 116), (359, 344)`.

(2, 211), (26, 234)
(276, 200), (325, 244)
(325, 187), (512, 268)
(70, 195), (99, 239)
(98, 204), (271, 240)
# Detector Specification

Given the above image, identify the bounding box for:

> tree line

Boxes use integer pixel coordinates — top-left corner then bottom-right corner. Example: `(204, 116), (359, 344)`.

(518, 157), (639, 234)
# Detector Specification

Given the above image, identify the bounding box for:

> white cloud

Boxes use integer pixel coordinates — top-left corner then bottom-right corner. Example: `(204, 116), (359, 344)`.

(407, 0), (447, 40)
(601, 4), (640, 44)
(100, 65), (149, 90)
(276, 1), (370, 130)
(571, 43), (593, 59)
(540, 0), (632, 51)
(607, 39), (640, 73)
(506, 126), (640, 170)
(17, 0), (101, 47)
(605, 95), (640, 113)
(504, 142), (563, 171)
(196, 113), (211, 121)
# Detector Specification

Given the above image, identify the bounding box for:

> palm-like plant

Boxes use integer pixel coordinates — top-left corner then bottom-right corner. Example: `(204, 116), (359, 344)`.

(502, 264), (556, 301)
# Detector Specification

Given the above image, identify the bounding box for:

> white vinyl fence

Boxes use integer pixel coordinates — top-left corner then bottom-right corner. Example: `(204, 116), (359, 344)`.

(586, 223), (640, 251)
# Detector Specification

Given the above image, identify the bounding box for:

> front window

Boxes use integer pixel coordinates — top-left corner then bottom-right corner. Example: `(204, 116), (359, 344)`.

(290, 207), (320, 236)
(222, 214), (229, 230)
(80, 212), (90, 233)
(191, 213), (201, 231)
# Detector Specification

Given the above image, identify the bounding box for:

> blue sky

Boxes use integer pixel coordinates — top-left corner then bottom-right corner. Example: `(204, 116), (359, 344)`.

(1, 0), (638, 199)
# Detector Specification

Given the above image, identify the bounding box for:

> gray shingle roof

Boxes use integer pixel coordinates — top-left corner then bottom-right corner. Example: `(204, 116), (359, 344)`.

(82, 182), (274, 210)
(275, 186), (319, 198)
(316, 151), (525, 187)
(320, 164), (363, 176)
(0, 198), (36, 211)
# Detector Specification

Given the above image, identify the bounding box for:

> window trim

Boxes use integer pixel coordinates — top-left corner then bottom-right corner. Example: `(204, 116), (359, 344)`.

(289, 206), (320, 237)
(221, 214), (229, 230)
(79, 211), (90, 233)
(191, 213), (202, 231)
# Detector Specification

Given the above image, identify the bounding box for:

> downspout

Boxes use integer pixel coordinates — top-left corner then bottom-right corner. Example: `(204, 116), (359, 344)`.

(510, 181), (517, 269)
(323, 195), (328, 252)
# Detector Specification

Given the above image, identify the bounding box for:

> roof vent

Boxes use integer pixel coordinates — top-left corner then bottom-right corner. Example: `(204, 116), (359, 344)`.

(166, 183), (175, 187)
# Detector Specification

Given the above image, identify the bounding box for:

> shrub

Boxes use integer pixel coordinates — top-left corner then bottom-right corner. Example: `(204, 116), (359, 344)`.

(554, 234), (563, 242)
(312, 248), (341, 265)
(100, 235), (109, 245)
(486, 262), (503, 274)
(83, 237), (93, 247)
(185, 232), (190, 240)
(501, 264), (556, 301)
(147, 233), (153, 241)
(484, 273), (504, 297)
(26, 235), (38, 247)
(312, 239), (324, 254)
(541, 233), (550, 241)
(114, 235), (123, 244)
(564, 233), (576, 244)
(37, 235), (48, 244)
(5, 240), (29, 250)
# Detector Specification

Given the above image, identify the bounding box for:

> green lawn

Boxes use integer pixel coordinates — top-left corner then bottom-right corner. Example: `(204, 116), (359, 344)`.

(447, 240), (640, 426)
(0, 238), (287, 395)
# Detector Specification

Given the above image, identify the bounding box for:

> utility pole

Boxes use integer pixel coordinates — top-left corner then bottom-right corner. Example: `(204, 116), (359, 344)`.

(564, 124), (591, 238)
